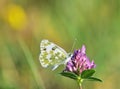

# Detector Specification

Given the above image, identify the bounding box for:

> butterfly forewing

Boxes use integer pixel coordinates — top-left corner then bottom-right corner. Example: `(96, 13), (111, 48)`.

(39, 40), (68, 69)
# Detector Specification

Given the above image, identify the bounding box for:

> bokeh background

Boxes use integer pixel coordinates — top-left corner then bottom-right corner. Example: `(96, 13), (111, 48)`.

(0, 0), (120, 89)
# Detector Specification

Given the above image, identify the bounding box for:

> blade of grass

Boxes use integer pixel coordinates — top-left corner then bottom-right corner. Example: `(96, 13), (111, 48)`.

(18, 38), (45, 89)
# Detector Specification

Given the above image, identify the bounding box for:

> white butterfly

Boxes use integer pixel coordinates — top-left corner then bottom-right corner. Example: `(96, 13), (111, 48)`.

(39, 39), (72, 70)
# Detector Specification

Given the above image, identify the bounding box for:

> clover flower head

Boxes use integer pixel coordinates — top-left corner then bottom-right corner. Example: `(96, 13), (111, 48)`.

(65, 45), (96, 75)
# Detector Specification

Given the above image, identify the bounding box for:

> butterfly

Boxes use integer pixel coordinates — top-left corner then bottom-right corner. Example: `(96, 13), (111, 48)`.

(39, 39), (72, 70)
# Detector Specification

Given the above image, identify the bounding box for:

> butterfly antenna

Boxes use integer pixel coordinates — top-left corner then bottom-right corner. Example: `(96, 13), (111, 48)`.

(70, 38), (77, 53)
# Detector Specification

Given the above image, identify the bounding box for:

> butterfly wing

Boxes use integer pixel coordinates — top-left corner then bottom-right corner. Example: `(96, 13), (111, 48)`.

(39, 40), (68, 70)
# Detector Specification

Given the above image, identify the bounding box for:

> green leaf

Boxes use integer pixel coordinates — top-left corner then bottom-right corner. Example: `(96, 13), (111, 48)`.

(60, 72), (78, 80)
(87, 77), (102, 82)
(81, 69), (95, 78)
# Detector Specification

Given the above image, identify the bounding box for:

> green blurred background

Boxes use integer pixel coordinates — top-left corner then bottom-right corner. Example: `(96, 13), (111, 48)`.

(0, 0), (120, 89)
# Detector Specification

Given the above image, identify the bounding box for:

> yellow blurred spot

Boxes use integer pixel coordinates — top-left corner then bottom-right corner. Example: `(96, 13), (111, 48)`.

(7, 4), (27, 30)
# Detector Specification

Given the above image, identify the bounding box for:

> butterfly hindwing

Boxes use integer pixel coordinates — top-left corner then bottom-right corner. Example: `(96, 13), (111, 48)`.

(39, 40), (68, 69)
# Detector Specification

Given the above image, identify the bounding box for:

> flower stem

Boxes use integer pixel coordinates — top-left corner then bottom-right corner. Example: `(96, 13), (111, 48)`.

(77, 77), (83, 89)
(79, 84), (82, 89)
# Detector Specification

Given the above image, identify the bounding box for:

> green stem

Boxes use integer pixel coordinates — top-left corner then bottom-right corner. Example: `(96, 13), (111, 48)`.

(77, 77), (83, 89)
